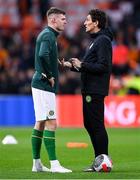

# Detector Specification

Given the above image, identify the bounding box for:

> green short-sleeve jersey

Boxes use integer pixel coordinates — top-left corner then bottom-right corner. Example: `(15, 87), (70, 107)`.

(31, 26), (59, 93)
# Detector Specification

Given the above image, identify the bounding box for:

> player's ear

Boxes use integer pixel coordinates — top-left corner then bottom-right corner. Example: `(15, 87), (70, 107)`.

(52, 17), (56, 23)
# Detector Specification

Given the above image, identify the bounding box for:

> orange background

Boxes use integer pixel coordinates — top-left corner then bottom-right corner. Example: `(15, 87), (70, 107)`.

(57, 95), (140, 128)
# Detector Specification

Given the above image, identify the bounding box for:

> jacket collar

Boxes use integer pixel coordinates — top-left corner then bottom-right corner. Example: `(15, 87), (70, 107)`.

(90, 29), (102, 39)
(90, 27), (113, 41)
(47, 26), (59, 37)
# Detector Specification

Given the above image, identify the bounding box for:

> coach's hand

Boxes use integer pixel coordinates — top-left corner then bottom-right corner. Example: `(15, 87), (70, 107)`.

(48, 77), (55, 87)
(71, 58), (82, 68)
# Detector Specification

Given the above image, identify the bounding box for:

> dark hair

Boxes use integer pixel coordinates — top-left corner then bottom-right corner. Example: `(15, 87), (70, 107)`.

(47, 7), (66, 17)
(89, 9), (107, 29)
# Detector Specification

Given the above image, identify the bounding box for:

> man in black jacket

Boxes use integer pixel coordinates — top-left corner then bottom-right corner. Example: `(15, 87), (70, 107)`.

(62, 9), (113, 172)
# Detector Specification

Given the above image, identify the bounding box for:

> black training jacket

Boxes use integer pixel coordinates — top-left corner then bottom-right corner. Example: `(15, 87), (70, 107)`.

(80, 28), (113, 95)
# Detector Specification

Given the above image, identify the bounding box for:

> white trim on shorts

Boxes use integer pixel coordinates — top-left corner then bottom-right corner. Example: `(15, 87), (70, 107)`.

(32, 87), (57, 121)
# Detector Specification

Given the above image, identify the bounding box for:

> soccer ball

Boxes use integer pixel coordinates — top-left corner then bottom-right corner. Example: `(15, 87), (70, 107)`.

(94, 154), (113, 172)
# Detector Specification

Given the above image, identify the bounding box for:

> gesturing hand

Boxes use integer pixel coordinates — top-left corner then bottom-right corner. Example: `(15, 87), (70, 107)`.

(58, 58), (72, 68)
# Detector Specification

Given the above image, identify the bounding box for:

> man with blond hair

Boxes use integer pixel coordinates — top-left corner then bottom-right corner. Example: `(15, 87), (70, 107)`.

(31, 7), (72, 173)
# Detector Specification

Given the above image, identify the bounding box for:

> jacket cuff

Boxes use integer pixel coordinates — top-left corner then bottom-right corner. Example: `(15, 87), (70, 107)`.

(80, 62), (85, 71)
(47, 74), (53, 79)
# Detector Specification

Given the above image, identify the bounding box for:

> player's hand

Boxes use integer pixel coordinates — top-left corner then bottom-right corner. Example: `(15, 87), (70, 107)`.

(71, 58), (82, 68)
(58, 58), (72, 68)
(48, 77), (55, 87)
(63, 61), (72, 68)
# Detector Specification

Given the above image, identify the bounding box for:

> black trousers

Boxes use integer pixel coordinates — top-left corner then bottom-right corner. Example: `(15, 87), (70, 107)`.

(82, 94), (108, 158)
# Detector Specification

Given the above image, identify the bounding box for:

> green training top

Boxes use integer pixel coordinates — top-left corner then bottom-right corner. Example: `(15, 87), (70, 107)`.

(31, 26), (59, 93)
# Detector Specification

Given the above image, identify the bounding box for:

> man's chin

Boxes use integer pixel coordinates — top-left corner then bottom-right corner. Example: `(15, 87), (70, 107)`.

(57, 28), (64, 32)
(85, 29), (89, 32)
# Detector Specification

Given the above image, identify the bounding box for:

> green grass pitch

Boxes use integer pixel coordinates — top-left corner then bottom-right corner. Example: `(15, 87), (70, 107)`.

(0, 127), (140, 179)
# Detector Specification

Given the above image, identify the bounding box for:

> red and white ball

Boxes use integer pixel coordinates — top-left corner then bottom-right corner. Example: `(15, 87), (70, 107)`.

(94, 154), (113, 172)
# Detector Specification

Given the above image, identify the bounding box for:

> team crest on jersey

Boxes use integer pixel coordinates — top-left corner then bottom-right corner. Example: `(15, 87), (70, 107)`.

(86, 95), (92, 103)
(49, 110), (54, 116)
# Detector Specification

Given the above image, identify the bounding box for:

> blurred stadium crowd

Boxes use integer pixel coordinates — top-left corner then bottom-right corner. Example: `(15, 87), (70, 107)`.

(0, 0), (140, 95)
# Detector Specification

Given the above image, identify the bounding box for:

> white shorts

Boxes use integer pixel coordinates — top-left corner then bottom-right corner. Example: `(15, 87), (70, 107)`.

(32, 87), (57, 121)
